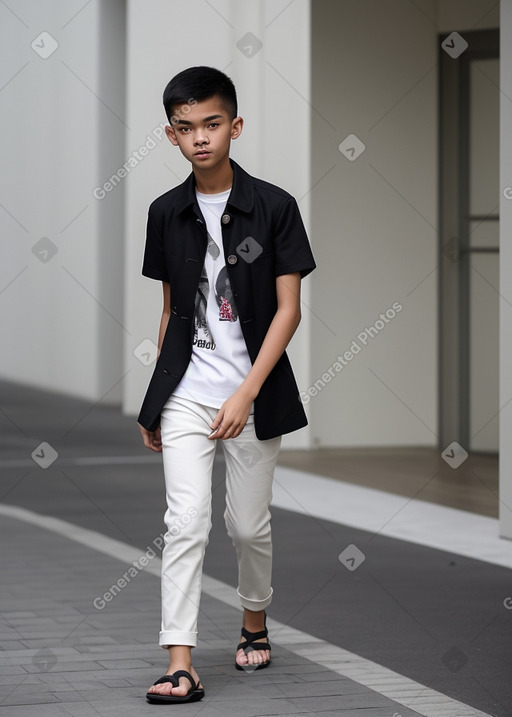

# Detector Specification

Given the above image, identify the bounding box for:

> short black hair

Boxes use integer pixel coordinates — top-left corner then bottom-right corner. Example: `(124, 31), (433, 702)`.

(163, 66), (238, 124)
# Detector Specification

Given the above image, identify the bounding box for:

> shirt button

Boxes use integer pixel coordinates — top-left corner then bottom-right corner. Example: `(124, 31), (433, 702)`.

(227, 254), (238, 265)
(221, 213), (231, 224)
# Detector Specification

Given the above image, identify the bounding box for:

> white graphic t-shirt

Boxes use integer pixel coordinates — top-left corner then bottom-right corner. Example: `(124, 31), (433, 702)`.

(172, 189), (254, 411)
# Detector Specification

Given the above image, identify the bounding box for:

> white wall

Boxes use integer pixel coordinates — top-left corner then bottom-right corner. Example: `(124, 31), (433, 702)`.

(309, 0), (438, 447)
(122, 0), (313, 448)
(308, 0), (499, 448)
(0, 0), (125, 403)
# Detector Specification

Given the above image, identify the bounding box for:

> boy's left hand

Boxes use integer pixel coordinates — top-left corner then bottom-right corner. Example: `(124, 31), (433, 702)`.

(209, 388), (254, 439)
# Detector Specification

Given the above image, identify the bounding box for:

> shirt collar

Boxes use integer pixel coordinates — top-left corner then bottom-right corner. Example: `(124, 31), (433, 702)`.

(175, 159), (254, 215)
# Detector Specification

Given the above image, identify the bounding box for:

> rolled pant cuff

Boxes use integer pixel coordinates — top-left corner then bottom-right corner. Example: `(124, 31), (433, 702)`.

(159, 630), (197, 648)
(237, 586), (273, 611)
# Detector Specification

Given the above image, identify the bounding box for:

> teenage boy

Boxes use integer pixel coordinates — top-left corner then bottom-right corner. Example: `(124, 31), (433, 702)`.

(138, 66), (316, 704)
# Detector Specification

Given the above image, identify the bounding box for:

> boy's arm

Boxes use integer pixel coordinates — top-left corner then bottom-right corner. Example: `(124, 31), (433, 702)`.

(138, 281), (171, 451)
(157, 281), (171, 356)
(209, 272), (302, 440)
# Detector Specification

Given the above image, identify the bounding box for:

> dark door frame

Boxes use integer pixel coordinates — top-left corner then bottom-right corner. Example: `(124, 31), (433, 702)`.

(438, 28), (499, 451)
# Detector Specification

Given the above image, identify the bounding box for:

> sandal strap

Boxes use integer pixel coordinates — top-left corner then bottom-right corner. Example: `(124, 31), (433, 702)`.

(152, 670), (197, 691)
(237, 639), (271, 653)
(153, 674), (178, 687)
(240, 625), (268, 643)
(172, 670), (198, 691)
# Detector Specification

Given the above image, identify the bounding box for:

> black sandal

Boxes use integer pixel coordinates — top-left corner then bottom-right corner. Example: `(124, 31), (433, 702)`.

(235, 612), (272, 671)
(146, 670), (205, 704)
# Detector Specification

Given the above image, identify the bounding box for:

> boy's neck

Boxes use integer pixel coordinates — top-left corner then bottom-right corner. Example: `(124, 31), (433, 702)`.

(194, 157), (233, 194)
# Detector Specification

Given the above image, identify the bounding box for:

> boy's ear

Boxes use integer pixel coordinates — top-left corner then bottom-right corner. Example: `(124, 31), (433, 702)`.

(165, 124), (179, 146)
(231, 116), (243, 140)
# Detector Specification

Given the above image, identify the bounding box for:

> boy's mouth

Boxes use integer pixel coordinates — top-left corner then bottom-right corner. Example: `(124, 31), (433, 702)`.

(194, 150), (211, 158)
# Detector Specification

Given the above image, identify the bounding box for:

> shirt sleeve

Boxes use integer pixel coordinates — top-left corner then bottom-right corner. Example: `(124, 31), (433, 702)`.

(141, 205), (169, 282)
(273, 197), (316, 279)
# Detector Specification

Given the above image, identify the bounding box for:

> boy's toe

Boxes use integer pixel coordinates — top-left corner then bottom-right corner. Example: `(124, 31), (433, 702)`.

(236, 647), (249, 666)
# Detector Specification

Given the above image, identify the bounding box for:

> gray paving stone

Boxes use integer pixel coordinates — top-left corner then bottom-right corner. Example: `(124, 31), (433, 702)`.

(51, 691), (88, 703)
(0, 692), (60, 706)
(75, 635), (119, 645)
(96, 659), (153, 670)
(5, 618), (61, 628)
(0, 648), (79, 664)
(1, 381), (501, 717)
(0, 665), (28, 675)
(97, 677), (133, 687)
(0, 709), (80, 716)
(185, 696), (305, 716)
(0, 675), (40, 685)
(20, 638), (88, 649)
(23, 660), (104, 674)
(0, 629), (23, 640)
(0, 640), (26, 650)
(289, 692), (400, 710)
(74, 643), (151, 656)
(0, 613), (38, 620)
(312, 712), (419, 717)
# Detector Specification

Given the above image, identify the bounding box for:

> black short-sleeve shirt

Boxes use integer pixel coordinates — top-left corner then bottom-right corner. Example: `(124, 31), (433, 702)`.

(141, 210), (169, 282)
(138, 159), (316, 440)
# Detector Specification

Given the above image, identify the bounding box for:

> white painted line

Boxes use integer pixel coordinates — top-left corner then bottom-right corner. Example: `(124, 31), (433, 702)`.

(4, 454), (509, 567)
(272, 467), (512, 568)
(0, 502), (492, 717)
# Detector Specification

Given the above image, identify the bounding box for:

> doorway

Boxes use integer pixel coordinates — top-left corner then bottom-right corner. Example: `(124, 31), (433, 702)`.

(439, 28), (499, 453)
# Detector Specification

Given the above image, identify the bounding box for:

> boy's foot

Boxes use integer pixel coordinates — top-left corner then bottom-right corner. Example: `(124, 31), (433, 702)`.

(235, 610), (271, 669)
(147, 664), (203, 698)
(235, 633), (271, 668)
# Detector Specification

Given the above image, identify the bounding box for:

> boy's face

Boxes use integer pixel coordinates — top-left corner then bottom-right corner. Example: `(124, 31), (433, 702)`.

(165, 97), (242, 172)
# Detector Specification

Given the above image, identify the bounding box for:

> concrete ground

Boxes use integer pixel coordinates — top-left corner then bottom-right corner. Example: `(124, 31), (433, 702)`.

(0, 381), (510, 716)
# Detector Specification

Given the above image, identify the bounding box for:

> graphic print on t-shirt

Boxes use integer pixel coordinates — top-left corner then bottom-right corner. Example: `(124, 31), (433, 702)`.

(192, 264), (215, 350)
(172, 189), (253, 409)
(216, 266), (238, 322)
(191, 233), (238, 351)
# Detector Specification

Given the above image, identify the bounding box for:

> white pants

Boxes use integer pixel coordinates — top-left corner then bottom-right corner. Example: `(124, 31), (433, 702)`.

(158, 394), (282, 648)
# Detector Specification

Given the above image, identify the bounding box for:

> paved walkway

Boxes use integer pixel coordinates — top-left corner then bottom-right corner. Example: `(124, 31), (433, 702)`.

(0, 510), (427, 716)
(0, 381), (509, 715)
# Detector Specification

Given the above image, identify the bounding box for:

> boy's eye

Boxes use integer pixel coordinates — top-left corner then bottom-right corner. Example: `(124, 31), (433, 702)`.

(208, 122), (219, 129)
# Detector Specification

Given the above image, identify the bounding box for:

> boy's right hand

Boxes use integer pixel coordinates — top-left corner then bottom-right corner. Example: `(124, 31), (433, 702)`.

(138, 423), (162, 452)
